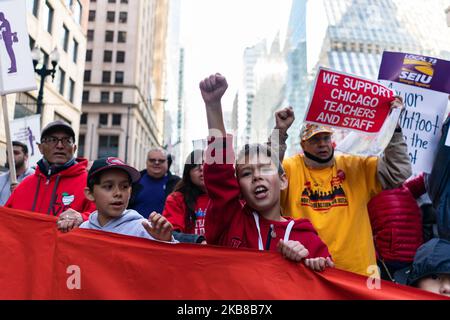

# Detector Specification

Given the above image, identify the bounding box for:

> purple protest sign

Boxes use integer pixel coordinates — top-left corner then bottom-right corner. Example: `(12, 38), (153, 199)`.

(378, 51), (450, 94)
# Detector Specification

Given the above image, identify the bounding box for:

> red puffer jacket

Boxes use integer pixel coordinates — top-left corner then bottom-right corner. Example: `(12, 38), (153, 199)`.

(368, 174), (425, 263)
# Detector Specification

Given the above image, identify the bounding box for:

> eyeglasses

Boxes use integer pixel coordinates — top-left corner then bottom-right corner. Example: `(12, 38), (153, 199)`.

(308, 135), (332, 145)
(41, 136), (74, 147)
(148, 158), (167, 164)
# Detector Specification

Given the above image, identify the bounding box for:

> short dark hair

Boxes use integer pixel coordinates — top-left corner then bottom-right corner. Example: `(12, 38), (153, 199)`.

(87, 168), (132, 191)
(12, 141), (28, 155)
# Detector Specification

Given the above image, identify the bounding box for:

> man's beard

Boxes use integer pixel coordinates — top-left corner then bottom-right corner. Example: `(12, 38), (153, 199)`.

(14, 159), (25, 170)
(304, 148), (334, 164)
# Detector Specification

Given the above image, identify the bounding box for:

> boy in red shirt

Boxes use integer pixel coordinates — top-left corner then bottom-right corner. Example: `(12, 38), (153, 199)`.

(200, 73), (333, 271)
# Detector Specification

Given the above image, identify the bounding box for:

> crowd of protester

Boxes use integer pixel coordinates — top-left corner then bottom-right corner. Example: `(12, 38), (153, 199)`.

(0, 73), (449, 298)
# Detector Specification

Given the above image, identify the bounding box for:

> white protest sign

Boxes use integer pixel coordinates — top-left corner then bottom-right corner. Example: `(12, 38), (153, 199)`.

(10, 114), (40, 167)
(379, 80), (448, 174)
(0, 0), (37, 95)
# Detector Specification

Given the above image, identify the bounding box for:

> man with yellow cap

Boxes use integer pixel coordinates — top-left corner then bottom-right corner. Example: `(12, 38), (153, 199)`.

(277, 97), (411, 276)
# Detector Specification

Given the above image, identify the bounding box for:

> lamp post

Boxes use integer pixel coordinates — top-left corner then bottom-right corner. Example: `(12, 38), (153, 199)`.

(31, 46), (59, 115)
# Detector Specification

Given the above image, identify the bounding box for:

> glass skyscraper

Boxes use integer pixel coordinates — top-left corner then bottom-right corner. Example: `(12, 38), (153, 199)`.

(284, 0), (450, 154)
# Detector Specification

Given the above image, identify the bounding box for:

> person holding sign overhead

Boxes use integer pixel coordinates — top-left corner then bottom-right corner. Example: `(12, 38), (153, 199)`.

(277, 96), (411, 277)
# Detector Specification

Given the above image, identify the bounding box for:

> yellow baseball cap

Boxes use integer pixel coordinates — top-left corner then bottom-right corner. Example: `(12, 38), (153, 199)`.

(300, 123), (334, 141)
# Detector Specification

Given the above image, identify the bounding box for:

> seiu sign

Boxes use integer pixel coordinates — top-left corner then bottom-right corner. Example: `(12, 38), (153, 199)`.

(399, 71), (432, 85)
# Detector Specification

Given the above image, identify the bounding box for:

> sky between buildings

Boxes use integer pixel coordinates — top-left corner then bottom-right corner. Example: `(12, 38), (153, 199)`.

(179, 0), (293, 146)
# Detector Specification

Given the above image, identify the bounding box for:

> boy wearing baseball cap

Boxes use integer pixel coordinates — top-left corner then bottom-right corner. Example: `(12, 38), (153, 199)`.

(80, 157), (176, 243)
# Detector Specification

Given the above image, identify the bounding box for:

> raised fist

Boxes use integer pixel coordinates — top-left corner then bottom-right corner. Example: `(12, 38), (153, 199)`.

(199, 73), (228, 105)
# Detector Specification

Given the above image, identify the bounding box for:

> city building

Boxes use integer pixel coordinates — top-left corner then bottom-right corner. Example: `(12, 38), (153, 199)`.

(0, 0), (89, 165)
(243, 40), (267, 145)
(251, 34), (287, 144)
(80, 0), (169, 169)
(306, 0), (450, 80)
(280, 0), (450, 153)
(446, 5), (450, 27)
(284, 0), (308, 155)
(163, 0), (184, 175)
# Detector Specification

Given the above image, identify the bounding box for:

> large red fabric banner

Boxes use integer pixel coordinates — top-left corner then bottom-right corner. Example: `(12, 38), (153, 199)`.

(305, 67), (395, 133)
(0, 207), (444, 300)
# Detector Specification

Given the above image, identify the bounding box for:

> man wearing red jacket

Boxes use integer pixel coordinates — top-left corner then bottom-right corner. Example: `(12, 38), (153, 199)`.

(5, 120), (96, 232)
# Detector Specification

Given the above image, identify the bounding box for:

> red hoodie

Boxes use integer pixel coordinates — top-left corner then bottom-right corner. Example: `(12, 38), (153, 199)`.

(203, 136), (330, 258)
(163, 192), (209, 235)
(5, 158), (95, 220)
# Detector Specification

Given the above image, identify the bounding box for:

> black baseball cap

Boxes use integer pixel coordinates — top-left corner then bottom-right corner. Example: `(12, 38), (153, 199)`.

(394, 238), (450, 285)
(41, 120), (75, 141)
(88, 157), (140, 183)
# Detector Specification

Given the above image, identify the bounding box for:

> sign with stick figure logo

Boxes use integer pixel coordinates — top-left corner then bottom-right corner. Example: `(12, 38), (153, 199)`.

(0, 0), (36, 95)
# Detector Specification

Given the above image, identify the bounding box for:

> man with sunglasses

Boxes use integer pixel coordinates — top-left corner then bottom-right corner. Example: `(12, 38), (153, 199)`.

(5, 120), (96, 232)
(128, 147), (180, 219)
(277, 97), (412, 277)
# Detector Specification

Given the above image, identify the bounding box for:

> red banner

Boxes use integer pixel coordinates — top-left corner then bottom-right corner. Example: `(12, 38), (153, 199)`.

(0, 207), (444, 300)
(305, 68), (395, 133)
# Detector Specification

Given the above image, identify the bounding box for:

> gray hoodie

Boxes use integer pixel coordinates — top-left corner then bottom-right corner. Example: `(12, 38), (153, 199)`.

(79, 209), (176, 243)
(0, 167), (35, 205)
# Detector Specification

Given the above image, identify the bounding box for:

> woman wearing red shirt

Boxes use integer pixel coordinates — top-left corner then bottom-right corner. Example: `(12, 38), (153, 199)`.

(163, 150), (209, 238)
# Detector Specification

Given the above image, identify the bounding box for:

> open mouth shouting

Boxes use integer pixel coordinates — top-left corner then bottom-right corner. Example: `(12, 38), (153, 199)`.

(254, 185), (269, 199)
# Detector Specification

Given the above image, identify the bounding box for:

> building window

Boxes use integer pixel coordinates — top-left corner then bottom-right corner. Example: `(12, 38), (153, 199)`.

(27, 0), (40, 17)
(115, 71), (124, 84)
(60, 25), (69, 52)
(88, 10), (96, 21)
(69, 78), (75, 103)
(102, 71), (111, 83)
(85, 49), (92, 62)
(99, 113), (108, 125)
(98, 135), (119, 158)
(119, 12), (127, 23)
(112, 114), (122, 126)
(84, 70), (91, 82)
(87, 30), (94, 41)
(116, 51), (125, 63)
(82, 91), (89, 103)
(72, 39), (79, 63)
(72, 0), (82, 24)
(80, 113), (87, 124)
(29, 36), (35, 51)
(105, 31), (114, 42)
(43, 1), (54, 34)
(58, 69), (66, 96)
(117, 31), (126, 43)
(103, 50), (113, 62)
(106, 11), (115, 23)
(120, 0), (127, 3)
(113, 92), (123, 103)
(108, 0), (116, 3)
(100, 91), (110, 103)
(78, 134), (85, 157)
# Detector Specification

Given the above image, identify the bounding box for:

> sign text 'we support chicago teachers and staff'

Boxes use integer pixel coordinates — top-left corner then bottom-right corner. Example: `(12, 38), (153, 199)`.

(305, 67), (395, 133)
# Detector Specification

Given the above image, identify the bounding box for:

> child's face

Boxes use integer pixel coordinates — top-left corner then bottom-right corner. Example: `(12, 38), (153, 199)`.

(236, 153), (287, 215)
(416, 274), (450, 297)
(86, 169), (132, 223)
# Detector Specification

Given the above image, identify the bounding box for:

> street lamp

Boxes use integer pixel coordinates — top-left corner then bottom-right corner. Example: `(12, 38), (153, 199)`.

(31, 46), (60, 115)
